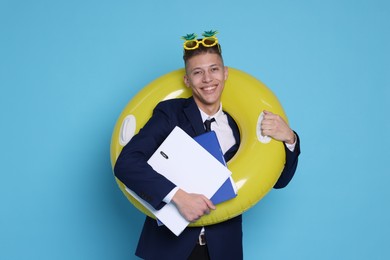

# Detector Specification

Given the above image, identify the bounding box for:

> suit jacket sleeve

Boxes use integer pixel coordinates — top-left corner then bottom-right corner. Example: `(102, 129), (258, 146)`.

(273, 131), (301, 189)
(114, 102), (178, 210)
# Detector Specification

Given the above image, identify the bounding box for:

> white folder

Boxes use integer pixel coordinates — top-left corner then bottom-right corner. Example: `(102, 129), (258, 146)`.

(125, 126), (232, 236)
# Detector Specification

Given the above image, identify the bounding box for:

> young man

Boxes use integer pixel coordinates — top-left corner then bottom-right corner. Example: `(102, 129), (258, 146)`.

(114, 31), (300, 260)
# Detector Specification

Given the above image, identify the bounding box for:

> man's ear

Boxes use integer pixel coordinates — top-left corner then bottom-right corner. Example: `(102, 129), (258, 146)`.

(183, 74), (190, 88)
(224, 66), (229, 81)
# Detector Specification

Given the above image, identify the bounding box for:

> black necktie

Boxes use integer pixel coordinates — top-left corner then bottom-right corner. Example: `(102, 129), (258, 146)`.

(204, 118), (215, 132)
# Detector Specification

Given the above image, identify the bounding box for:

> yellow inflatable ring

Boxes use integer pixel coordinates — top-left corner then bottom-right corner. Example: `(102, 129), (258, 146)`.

(110, 67), (287, 226)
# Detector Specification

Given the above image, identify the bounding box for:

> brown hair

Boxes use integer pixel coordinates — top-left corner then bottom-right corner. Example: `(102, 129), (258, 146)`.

(183, 41), (223, 67)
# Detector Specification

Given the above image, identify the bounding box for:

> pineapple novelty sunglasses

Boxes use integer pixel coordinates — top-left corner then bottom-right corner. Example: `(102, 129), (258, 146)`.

(182, 30), (219, 50)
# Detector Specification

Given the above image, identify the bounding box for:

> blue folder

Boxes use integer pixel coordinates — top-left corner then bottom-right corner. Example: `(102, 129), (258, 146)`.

(194, 131), (237, 204)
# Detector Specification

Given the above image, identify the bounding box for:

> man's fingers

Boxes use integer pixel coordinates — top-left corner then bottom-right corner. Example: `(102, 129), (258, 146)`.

(205, 198), (216, 210)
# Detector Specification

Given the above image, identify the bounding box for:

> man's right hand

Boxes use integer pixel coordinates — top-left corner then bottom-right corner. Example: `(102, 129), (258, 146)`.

(171, 189), (216, 222)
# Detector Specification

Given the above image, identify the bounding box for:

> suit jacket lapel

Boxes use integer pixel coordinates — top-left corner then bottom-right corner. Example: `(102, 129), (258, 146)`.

(183, 97), (205, 136)
(225, 111), (240, 145)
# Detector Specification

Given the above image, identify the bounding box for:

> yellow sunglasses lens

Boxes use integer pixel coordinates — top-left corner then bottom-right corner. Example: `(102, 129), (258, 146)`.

(184, 40), (198, 50)
(202, 37), (217, 47)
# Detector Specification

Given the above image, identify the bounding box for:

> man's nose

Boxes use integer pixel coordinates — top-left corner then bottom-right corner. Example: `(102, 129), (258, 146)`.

(202, 71), (212, 82)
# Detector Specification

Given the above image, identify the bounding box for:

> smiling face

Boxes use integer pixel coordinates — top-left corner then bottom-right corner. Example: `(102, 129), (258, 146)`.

(184, 52), (228, 115)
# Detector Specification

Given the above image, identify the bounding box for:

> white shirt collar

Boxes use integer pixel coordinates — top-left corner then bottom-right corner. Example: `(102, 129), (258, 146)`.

(199, 103), (224, 124)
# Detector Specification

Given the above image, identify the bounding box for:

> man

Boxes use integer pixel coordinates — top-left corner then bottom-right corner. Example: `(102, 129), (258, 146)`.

(114, 31), (300, 260)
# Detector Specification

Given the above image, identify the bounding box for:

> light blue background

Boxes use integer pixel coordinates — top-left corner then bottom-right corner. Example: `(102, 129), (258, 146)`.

(1, 0), (389, 259)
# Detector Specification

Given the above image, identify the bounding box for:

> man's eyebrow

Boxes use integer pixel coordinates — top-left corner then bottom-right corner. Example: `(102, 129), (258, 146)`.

(191, 63), (219, 71)
(188, 62), (223, 74)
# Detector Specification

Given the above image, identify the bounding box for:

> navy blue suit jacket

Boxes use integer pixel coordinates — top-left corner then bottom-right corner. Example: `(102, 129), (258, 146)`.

(114, 97), (300, 259)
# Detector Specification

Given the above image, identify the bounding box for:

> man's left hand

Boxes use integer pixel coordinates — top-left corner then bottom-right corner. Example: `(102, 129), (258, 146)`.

(261, 110), (296, 144)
